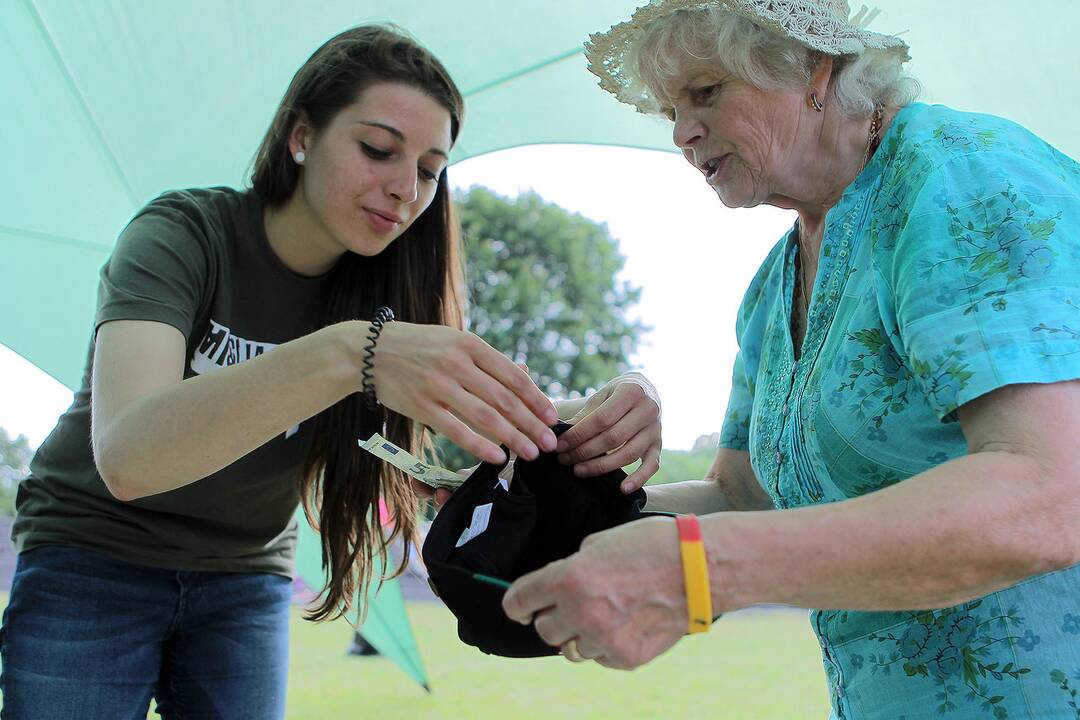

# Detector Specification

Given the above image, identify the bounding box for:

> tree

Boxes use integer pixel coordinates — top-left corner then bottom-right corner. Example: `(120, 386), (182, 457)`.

(1, 427), (33, 516)
(436, 187), (646, 469)
(691, 432), (721, 451)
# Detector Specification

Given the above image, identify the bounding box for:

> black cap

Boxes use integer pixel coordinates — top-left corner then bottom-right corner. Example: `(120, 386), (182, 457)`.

(422, 422), (663, 658)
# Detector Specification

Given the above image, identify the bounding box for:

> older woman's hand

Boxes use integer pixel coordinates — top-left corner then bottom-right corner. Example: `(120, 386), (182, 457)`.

(503, 516), (687, 668)
(556, 372), (662, 493)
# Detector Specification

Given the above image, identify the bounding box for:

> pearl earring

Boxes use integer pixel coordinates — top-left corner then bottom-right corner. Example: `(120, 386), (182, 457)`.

(294, 151), (306, 164)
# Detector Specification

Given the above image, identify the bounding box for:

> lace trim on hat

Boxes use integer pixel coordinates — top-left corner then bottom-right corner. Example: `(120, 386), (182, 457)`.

(585, 0), (910, 114)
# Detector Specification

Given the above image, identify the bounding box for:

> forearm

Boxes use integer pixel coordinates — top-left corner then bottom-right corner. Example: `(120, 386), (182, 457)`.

(643, 480), (736, 514)
(645, 443), (773, 514)
(96, 322), (362, 500)
(708, 451), (1078, 613)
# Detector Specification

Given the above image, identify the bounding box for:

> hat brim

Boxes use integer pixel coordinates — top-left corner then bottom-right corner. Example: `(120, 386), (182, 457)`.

(585, 0), (910, 114)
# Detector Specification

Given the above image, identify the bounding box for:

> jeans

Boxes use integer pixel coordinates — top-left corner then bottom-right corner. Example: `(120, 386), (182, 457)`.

(0, 545), (291, 719)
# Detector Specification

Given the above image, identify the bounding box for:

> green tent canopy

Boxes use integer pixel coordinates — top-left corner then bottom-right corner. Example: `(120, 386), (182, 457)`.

(3, 1), (1077, 389)
(2, 0), (676, 388)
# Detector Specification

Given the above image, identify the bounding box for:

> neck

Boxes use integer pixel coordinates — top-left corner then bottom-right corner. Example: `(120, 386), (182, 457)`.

(769, 105), (897, 236)
(263, 188), (345, 277)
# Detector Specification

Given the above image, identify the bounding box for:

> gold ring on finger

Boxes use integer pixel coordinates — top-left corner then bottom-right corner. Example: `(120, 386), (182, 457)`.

(562, 638), (587, 663)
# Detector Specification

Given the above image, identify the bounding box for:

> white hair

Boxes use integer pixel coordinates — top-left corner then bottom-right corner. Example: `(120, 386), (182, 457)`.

(627, 6), (921, 118)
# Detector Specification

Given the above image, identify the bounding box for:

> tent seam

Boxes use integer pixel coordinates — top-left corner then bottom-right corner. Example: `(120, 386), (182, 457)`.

(0, 223), (112, 253)
(22, 0), (140, 210)
(462, 47), (583, 98)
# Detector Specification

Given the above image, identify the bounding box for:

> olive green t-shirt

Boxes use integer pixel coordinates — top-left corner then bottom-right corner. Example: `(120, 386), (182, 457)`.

(12, 187), (333, 576)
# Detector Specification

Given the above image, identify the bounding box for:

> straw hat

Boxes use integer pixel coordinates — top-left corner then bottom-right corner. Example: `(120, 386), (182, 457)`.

(585, 0), (909, 113)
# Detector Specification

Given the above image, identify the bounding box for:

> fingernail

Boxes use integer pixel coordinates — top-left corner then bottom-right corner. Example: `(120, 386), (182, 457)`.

(573, 465), (586, 477)
(555, 439), (568, 453)
(541, 430), (557, 451)
(522, 442), (539, 460)
(620, 481), (633, 494)
(544, 408), (558, 424)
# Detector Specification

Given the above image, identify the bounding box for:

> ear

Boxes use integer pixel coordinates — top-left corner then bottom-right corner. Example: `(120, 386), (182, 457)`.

(287, 112), (313, 160)
(809, 54), (835, 96)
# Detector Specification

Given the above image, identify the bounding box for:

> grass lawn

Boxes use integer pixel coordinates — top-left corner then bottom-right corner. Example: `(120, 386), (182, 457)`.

(287, 603), (831, 719)
(1, 594), (831, 718)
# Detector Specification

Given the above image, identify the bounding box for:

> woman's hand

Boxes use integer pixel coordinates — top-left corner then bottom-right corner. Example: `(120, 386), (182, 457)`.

(502, 517), (687, 669)
(556, 373), (662, 492)
(370, 322), (558, 465)
(409, 479), (454, 509)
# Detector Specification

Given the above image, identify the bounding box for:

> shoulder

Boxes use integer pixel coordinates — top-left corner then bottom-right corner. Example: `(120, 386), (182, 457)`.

(131, 186), (252, 231)
(116, 186), (257, 258)
(105, 188), (255, 286)
(881, 103), (1078, 194)
(872, 109), (1080, 328)
(871, 105), (1079, 255)
(890, 103), (1053, 159)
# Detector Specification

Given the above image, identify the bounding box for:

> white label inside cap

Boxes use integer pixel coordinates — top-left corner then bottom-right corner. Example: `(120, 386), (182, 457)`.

(494, 456), (515, 491)
(454, 502), (493, 547)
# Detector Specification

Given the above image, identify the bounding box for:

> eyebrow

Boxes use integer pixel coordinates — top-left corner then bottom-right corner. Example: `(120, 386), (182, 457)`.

(355, 121), (449, 160)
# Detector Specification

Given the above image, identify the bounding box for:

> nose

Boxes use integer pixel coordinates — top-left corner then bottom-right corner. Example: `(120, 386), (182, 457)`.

(672, 110), (706, 154)
(386, 164), (419, 204)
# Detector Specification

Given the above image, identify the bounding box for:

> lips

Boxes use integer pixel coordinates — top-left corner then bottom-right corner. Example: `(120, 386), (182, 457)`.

(364, 207), (403, 224)
(362, 207), (403, 233)
(699, 154), (730, 184)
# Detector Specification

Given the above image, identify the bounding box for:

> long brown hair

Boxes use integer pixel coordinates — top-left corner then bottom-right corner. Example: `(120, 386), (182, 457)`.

(251, 25), (466, 621)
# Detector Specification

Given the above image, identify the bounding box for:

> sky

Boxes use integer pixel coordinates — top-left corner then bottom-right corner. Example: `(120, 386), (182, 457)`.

(0, 143), (795, 451)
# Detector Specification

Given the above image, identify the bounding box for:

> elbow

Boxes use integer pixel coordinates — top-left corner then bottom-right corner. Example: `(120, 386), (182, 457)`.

(96, 460), (140, 503)
(1035, 492), (1080, 574)
(1060, 547), (1080, 573)
(1038, 542), (1080, 578)
(1003, 452), (1080, 576)
(93, 437), (143, 503)
(1047, 463), (1080, 571)
(1051, 516), (1080, 572)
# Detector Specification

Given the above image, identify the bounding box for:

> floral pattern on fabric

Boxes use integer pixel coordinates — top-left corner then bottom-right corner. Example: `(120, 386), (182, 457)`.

(717, 103), (1080, 718)
(1049, 669), (1080, 719)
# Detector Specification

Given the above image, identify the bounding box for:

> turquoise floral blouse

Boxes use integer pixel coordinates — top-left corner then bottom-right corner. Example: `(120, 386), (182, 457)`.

(719, 103), (1080, 719)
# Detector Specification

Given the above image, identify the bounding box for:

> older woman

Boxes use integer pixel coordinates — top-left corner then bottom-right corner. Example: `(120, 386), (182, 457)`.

(503, 1), (1080, 717)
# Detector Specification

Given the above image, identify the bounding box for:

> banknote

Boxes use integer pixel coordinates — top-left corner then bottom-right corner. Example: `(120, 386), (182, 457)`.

(358, 433), (468, 490)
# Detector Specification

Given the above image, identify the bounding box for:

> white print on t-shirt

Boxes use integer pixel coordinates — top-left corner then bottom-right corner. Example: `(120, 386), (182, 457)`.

(190, 318), (300, 439)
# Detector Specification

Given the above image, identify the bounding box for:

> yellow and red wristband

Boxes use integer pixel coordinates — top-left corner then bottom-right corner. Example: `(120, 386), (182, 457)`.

(675, 514), (713, 634)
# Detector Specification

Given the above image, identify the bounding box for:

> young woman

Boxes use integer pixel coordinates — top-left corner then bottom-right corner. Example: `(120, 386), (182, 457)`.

(1, 25), (661, 718)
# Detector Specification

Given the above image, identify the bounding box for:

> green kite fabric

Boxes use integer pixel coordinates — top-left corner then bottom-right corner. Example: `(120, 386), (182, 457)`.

(294, 509), (430, 690)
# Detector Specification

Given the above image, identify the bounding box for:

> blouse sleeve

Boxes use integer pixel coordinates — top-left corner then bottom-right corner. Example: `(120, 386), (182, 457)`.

(887, 149), (1080, 421)
(719, 349), (753, 450)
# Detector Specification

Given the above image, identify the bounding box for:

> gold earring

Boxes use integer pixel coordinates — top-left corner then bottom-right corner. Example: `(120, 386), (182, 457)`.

(808, 91), (823, 112)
